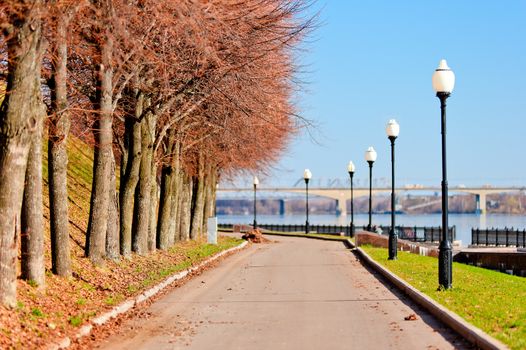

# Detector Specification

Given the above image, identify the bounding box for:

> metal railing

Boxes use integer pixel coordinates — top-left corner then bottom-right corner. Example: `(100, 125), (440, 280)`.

(218, 223), (455, 242)
(471, 227), (526, 247)
(218, 223), (352, 236)
(367, 225), (456, 243)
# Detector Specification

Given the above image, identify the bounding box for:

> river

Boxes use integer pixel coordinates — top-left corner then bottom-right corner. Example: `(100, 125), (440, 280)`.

(218, 213), (526, 247)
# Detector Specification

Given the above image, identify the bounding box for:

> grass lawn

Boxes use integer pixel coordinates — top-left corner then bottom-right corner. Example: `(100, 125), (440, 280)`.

(361, 245), (526, 350)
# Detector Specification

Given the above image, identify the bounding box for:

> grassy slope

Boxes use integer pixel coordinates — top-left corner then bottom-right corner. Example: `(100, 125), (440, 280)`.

(361, 246), (526, 350)
(0, 136), (243, 349)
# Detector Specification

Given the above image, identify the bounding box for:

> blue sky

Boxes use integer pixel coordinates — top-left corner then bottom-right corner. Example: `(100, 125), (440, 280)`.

(261, 1), (526, 188)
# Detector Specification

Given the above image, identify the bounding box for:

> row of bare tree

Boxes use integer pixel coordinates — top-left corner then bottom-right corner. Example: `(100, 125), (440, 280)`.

(0, 0), (313, 307)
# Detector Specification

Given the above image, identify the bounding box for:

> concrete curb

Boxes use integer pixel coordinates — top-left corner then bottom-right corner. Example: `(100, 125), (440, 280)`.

(353, 246), (508, 350)
(46, 240), (248, 350)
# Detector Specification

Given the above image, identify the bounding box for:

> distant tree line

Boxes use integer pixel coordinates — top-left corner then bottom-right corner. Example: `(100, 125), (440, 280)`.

(0, 0), (314, 307)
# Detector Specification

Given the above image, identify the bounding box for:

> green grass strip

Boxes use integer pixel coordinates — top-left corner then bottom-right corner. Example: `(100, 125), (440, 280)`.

(361, 245), (526, 350)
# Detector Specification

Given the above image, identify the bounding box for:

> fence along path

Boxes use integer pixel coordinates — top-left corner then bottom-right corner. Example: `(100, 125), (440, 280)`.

(471, 227), (526, 247)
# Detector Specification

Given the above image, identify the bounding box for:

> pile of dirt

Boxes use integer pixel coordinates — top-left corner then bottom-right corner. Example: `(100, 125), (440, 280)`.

(242, 229), (270, 243)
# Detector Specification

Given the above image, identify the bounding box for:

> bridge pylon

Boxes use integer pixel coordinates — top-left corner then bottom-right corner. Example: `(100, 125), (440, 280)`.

(279, 199), (286, 216)
(336, 199), (347, 216)
(475, 193), (487, 215)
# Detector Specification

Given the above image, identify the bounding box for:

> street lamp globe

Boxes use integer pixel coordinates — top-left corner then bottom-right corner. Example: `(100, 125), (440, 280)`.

(253, 176), (259, 186)
(304, 169), (312, 181)
(432, 59), (455, 94)
(386, 119), (400, 138)
(347, 161), (355, 174)
(364, 147), (377, 163)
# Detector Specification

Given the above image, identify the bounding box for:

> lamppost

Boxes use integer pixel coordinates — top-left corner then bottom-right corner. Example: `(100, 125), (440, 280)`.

(386, 119), (400, 260)
(304, 169), (312, 234)
(253, 176), (259, 229)
(364, 147), (377, 232)
(347, 161), (355, 237)
(432, 59), (455, 290)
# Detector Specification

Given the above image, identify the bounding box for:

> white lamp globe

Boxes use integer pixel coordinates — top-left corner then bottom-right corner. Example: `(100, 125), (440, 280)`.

(365, 147), (377, 163)
(432, 59), (455, 93)
(347, 161), (355, 173)
(253, 176), (259, 186)
(386, 119), (400, 138)
(303, 169), (312, 180)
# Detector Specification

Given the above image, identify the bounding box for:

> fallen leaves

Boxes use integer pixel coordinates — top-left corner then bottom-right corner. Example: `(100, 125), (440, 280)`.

(0, 236), (241, 349)
(404, 313), (418, 321)
(241, 229), (270, 243)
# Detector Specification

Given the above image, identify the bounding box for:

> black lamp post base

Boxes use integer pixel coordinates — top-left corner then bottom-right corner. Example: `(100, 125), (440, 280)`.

(388, 228), (398, 260)
(253, 221), (257, 230)
(350, 223), (355, 237)
(305, 221), (310, 234)
(438, 240), (453, 289)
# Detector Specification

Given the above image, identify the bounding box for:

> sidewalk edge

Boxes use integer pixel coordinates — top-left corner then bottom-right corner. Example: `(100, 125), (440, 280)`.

(353, 246), (508, 350)
(46, 240), (248, 350)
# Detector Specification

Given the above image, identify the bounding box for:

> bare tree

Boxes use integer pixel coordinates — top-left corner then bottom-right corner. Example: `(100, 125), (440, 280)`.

(0, 0), (45, 306)
(46, 0), (84, 277)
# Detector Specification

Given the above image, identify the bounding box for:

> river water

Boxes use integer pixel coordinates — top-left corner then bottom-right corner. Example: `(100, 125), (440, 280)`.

(218, 213), (526, 247)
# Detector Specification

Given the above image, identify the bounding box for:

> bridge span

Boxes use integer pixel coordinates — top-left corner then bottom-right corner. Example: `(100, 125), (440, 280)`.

(218, 186), (524, 215)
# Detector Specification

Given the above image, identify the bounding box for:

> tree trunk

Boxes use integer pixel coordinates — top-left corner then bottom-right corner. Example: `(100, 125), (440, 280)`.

(86, 32), (114, 265)
(0, 0), (43, 307)
(209, 172), (216, 218)
(210, 170), (218, 218)
(157, 133), (178, 250)
(157, 168), (173, 249)
(174, 170), (183, 242)
(173, 159), (185, 242)
(148, 169), (159, 253)
(119, 99), (142, 257)
(147, 115), (158, 252)
(48, 16), (71, 277)
(169, 169), (182, 245)
(190, 155), (205, 240)
(202, 165), (216, 229)
(132, 114), (153, 255)
(179, 173), (193, 241)
(169, 139), (182, 243)
(106, 152), (119, 260)
(21, 99), (46, 288)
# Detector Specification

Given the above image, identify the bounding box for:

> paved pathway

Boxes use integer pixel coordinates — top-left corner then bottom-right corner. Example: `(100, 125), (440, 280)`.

(97, 236), (472, 349)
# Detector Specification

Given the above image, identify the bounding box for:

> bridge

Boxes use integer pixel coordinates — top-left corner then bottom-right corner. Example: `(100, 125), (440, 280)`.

(218, 186), (524, 215)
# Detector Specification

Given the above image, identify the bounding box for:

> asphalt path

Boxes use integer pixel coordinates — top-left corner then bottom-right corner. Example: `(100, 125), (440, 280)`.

(97, 235), (472, 349)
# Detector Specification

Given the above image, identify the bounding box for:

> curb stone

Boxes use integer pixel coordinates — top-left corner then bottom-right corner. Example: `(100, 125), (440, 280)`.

(46, 240), (248, 350)
(352, 243), (508, 350)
